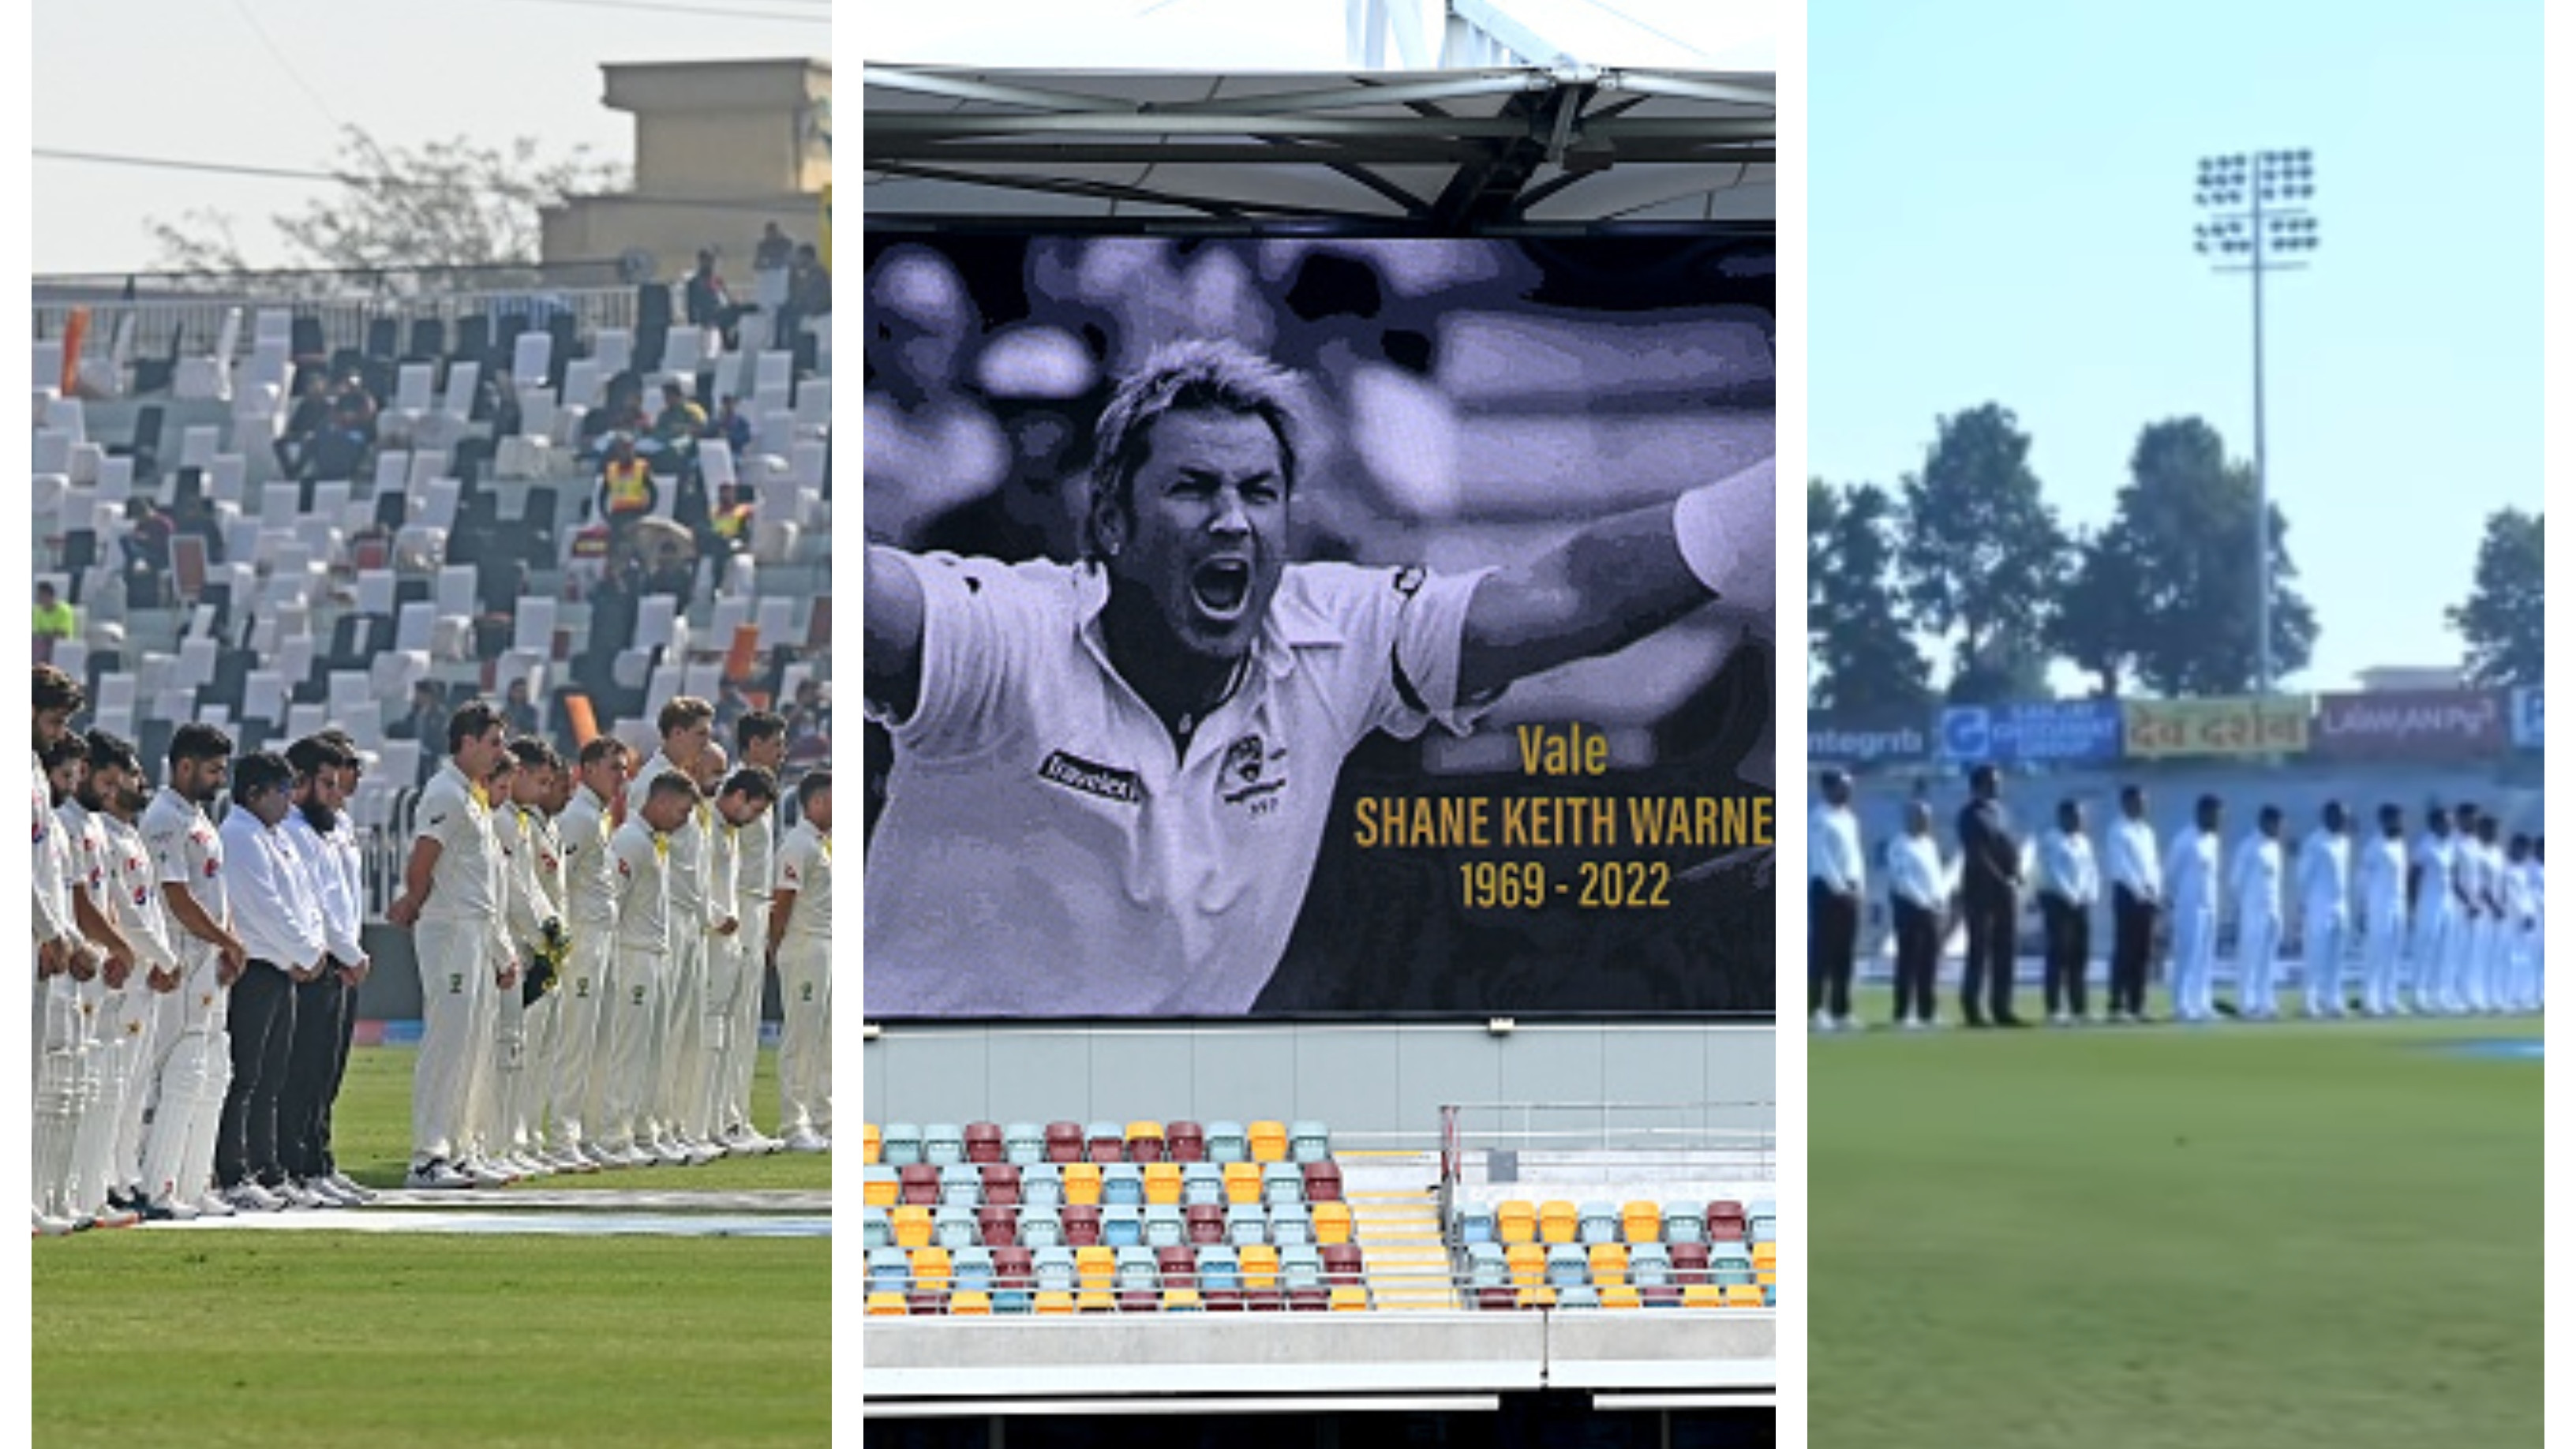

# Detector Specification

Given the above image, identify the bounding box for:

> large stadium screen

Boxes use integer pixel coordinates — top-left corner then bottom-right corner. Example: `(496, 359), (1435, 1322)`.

(863, 232), (1777, 1020)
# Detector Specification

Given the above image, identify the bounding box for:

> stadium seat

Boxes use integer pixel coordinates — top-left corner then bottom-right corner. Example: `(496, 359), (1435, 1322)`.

(1623, 1200), (1662, 1245)
(862, 1209), (891, 1249)
(863, 1124), (882, 1164)
(910, 1246), (953, 1291)
(1558, 1286), (1600, 1310)
(1507, 1243), (1546, 1290)
(1164, 1288), (1204, 1312)
(1165, 1121), (1206, 1163)
(1003, 1122), (1044, 1164)
(1032, 1247), (1077, 1293)
(1114, 1245), (1159, 1293)
(1631, 1244), (1673, 1287)
(953, 1247), (994, 1294)
(1588, 1242), (1629, 1287)
(867, 1249), (910, 1294)
(1669, 1242), (1710, 1285)
(1205, 1121), (1249, 1163)
(1709, 1246), (1755, 1286)
(1578, 1201), (1619, 1245)
(1540, 1200), (1579, 1245)
(1286, 1286), (1330, 1312)
(979, 1164), (1021, 1208)
(1019, 1209), (1064, 1249)
(1300, 1161), (1342, 1204)
(950, 1290), (992, 1317)
(1270, 1204), (1313, 1246)
(938, 1163), (981, 1208)
(1125, 1121), (1166, 1163)
(1044, 1121), (1083, 1163)
(1289, 1120), (1331, 1164)
(1101, 1205), (1143, 1248)
(1185, 1204), (1226, 1245)
(1330, 1285), (1369, 1312)
(1144, 1162), (1184, 1206)
(1725, 1284), (1765, 1309)
(1225, 1204), (1267, 1245)
(1312, 1202), (1354, 1246)
(1664, 1203), (1707, 1244)
(1683, 1285), (1725, 1310)
(1261, 1162), (1305, 1208)
(1076, 1290), (1118, 1316)
(1061, 1204), (1103, 1247)
(1765, 1285), (1777, 1308)
(867, 1291), (906, 1316)
(1085, 1121), (1124, 1163)
(1240, 1242), (1281, 1293)
(1466, 1241), (1507, 1289)
(1320, 1244), (1365, 1289)
(1222, 1162), (1263, 1206)
(1197, 1245), (1241, 1292)
(897, 1164), (939, 1206)
(976, 1205), (1017, 1249)
(1753, 1242), (1777, 1287)
(1021, 1164), (1064, 1209)
(1118, 1289), (1161, 1315)
(934, 1207), (977, 1249)
(863, 1167), (897, 1208)
(1203, 1289), (1244, 1312)
(1750, 1200), (1777, 1244)
(1518, 1286), (1557, 1310)
(881, 1124), (922, 1166)
(1102, 1163), (1144, 1207)
(1477, 1286), (1518, 1312)
(993, 1288), (1034, 1315)
(1143, 1204), (1186, 1248)
(1602, 1285), (1642, 1311)
(1498, 1200), (1538, 1245)
(1034, 1291), (1075, 1316)
(912, 1290), (950, 1316)
(1458, 1204), (1496, 1245)
(1707, 1200), (1748, 1242)
(993, 1246), (1035, 1291)
(964, 1122), (1004, 1164)
(1156, 1245), (1198, 1290)
(1642, 1286), (1683, 1309)
(924, 1125), (964, 1165)
(1248, 1121), (1289, 1163)
(891, 1207), (933, 1249)
(1181, 1163), (1225, 1208)
(1063, 1163), (1103, 1207)
(1546, 1244), (1589, 1289)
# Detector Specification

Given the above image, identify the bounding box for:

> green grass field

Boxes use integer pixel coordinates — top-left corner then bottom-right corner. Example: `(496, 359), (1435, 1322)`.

(1810, 989), (2541, 1449)
(33, 1046), (833, 1448)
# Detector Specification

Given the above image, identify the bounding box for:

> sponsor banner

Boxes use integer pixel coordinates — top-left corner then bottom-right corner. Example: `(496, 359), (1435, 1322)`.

(2121, 695), (2312, 759)
(2513, 686), (2544, 751)
(1937, 699), (2124, 766)
(1810, 714), (1930, 768)
(2312, 689), (2507, 761)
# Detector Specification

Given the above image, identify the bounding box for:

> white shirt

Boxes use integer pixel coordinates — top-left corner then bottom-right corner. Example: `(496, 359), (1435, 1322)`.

(285, 808), (367, 964)
(2105, 816), (2162, 903)
(2165, 827), (2221, 915)
(1885, 833), (1945, 912)
(706, 815), (741, 935)
(2412, 833), (2459, 921)
(2503, 856), (2537, 924)
(2230, 832), (2284, 922)
(498, 803), (551, 950)
(2036, 828), (2099, 907)
(2452, 837), (2489, 919)
(412, 762), (501, 923)
(142, 785), (229, 949)
(2357, 833), (2408, 929)
(609, 817), (672, 955)
(32, 755), (77, 948)
(737, 807), (775, 912)
(58, 799), (112, 919)
(99, 812), (178, 972)
(1809, 806), (1865, 896)
(219, 808), (327, 971)
(627, 752), (710, 922)
(559, 786), (620, 934)
(865, 552), (1492, 1017)
(2297, 829), (2351, 919)
(775, 821), (832, 946)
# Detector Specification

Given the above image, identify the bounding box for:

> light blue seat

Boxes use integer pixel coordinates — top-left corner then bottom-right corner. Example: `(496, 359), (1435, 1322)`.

(1197, 1244), (1241, 1292)
(1288, 1120), (1331, 1164)
(939, 1163), (982, 1208)
(1101, 1204), (1144, 1248)
(1019, 1208), (1065, 1249)
(1226, 1203), (1268, 1246)
(1466, 1241), (1507, 1288)
(863, 1208), (891, 1249)
(992, 1287), (1033, 1314)
(881, 1123), (923, 1166)
(1115, 1245), (1159, 1292)
(1205, 1121), (1249, 1164)
(953, 1246), (994, 1294)
(1143, 1204), (1187, 1248)
(867, 1246), (910, 1294)
(1102, 1163), (1145, 1207)
(1749, 1200), (1777, 1244)
(1546, 1243), (1589, 1289)
(923, 1123), (965, 1165)
(1557, 1284), (1600, 1309)
(1458, 1204), (1496, 1245)
(1577, 1201), (1620, 1245)
(1181, 1163), (1225, 1207)
(933, 1206), (977, 1249)
(1260, 1162), (1304, 1208)
(1002, 1122), (1045, 1165)
(1662, 1202), (1706, 1245)
(1629, 1244), (1672, 1286)
(1032, 1246), (1077, 1293)
(1763, 1282), (1777, 1308)
(1279, 1245), (1324, 1292)
(1269, 1204), (1313, 1246)
(1020, 1163), (1065, 1210)
(1709, 1246), (1755, 1286)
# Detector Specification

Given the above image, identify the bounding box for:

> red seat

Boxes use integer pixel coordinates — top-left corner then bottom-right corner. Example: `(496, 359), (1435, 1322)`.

(979, 1164), (1020, 1208)
(1706, 1200), (1748, 1242)
(1061, 1204), (1103, 1247)
(1127, 1127), (1166, 1163)
(905, 1290), (948, 1316)
(1320, 1244), (1365, 1287)
(1669, 1242), (1710, 1285)
(992, 1246), (1035, 1289)
(964, 1122), (1004, 1164)
(1118, 1290), (1160, 1314)
(1301, 1161), (1342, 1203)
(1185, 1204), (1226, 1245)
(1156, 1245), (1198, 1288)
(1642, 1285), (1683, 1309)
(1477, 1286), (1518, 1312)
(1244, 1290), (1285, 1312)
(1165, 1120), (1206, 1163)
(975, 1205), (1018, 1248)
(1203, 1289), (1244, 1312)
(898, 1164), (940, 1206)
(1044, 1121), (1083, 1164)
(1287, 1287), (1330, 1312)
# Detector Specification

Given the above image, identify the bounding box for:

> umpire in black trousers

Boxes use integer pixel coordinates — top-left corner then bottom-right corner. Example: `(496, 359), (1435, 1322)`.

(1955, 764), (2026, 1027)
(1808, 770), (1865, 1028)
(2105, 784), (2161, 1021)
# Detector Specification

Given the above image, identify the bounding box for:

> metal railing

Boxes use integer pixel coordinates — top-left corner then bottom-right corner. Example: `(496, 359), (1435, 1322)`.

(33, 283), (644, 369)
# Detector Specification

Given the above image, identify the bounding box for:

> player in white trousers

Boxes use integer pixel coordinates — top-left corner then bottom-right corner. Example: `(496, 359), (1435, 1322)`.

(629, 697), (722, 1165)
(391, 702), (515, 1191)
(2406, 807), (2461, 1015)
(2228, 805), (2286, 1020)
(2297, 801), (2353, 1019)
(596, 771), (699, 1162)
(719, 711), (791, 1153)
(53, 736), (148, 1229)
(2524, 837), (2545, 1012)
(680, 743), (738, 1152)
(502, 739), (575, 1171)
(85, 732), (185, 1216)
(770, 771), (833, 1151)
(698, 762), (780, 1154)
(2468, 814), (2510, 1014)
(2501, 833), (2538, 1012)
(2356, 804), (2410, 1017)
(550, 736), (631, 1169)
(33, 728), (92, 1237)
(36, 730), (137, 1230)
(486, 744), (557, 1178)
(137, 723), (249, 1220)
(2162, 795), (2224, 1024)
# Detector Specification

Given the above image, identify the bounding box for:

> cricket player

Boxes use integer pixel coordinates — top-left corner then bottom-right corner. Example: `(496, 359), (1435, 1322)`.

(390, 702), (515, 1190)
(32, 665), (98, 1235)
(678, 743), (737, 1151)
(83, 732), (184, 1217)
(490, 741), (562, 1177)
(597, 770), (701, 1165)
(2356, 804), (2410, 1017)
(863, 337), (1773, 1015)
(1807, 770), (1863, 1033)
(2502, 833), (2538, 1013)
(627, 698), (721, 1165)
(699, 762), (779, 1151)
(770, 769), (832, 1151)
(719, 711), (791, 1153)
(2297, 801), (2353, 1020)
(279, 735), (373, 1207)
(2408, 807), (2462, 1015)
(44, 733), (141, 1229)
(550, 736), (631, 1169)
(1884, 799), (1945, 1031)
(2164, 796), (2225, 1024)
(2035, 799), (2099, 1026)
(2229, 805), (2286, 1020)
(2103, 784), (2162, 1025)
(2449, 804), (2494, 1014)
(138, 723), (249, 1219)
(515, 739), (575, 1168)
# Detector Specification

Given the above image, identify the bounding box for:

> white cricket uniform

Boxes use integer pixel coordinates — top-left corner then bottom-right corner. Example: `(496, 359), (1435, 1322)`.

(865, 552), (1492, 1016)
(34, 796), (99, 1220)
(721, 805), (775, 1138)
(2229, 832), (2286, 1017)
(2525, 857), (2545, 1010)
(2409, 833), (2460, 1013)
(2165, 828), (2222, 1022)
(61, 800), (135, 1217)
(552, 786), (620, 1150)
(2355, 832), (2408, 1016)
(2443, 838), (2487, 1013)
(487, 802), (549, 1156)
(408, 762), (505, 1168)
(629, 754), (710, 1145)
(138, 786), (232, 1208)
(2500, 854), (2537, 1012)
(99, 810), (177, 1196)
(689, 812), (742, 1143)
(773, 820), (832, 1136)
(597, 818), (673, 1149)
(2297, 829), (2352, 1017)
(522, 806), (567, 1151)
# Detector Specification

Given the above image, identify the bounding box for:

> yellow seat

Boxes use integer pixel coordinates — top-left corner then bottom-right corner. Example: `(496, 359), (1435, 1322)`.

(1164, 1288), (1203, 1311)
(1587, 1242), (1628, 1287)
(1075, 1245), (1116, 1291)
(1517, 1286), (1556, 1309)
(1312, 1200), (1354, 1245)
(863, 1124), (882, 1166)
(910, 1246), (952, 1291)
(1248, 1120), (1289, 1163)
(1752, 1242), (1777, 1271)
(1601, 1284), (1642, 1310)
(864, 1175), (899, 1209)
(1076, 1289), (1117, 1314)
(1125, 1119), (1165, 1148)
(1725, 1284), (1764, 1309)
(1143, 1163), (1184, 1206)
(1538, 1200), (1578, 1245)
(1329, 1286), (1368, 1312)
(867, 1291), (908, 1316)
(1497, 1200), (1537, 1245)
(1683, 1285), (1724, 1310)
(1621, 1200), (1661, 1244)
(1062, 1162), (1103, 1206)
(950, 1290), (991, 1316)
(891, 1206), (933, 1248)
(1506, 1243), (1545, 1289)
(1222, 1162), (1263, 1205)
(1035, 1290), (1076, 1316)
(1241, 1242), (1280, 1291)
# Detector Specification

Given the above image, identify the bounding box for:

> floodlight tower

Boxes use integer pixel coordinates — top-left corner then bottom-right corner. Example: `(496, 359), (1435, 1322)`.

(2194, 148), (2318, 698)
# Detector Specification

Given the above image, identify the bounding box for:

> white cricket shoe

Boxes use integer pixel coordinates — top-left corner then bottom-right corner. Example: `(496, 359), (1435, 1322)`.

(193, 1191), (238, 1218)
(404, 1159), (473, 1191)
(460, 1157), (518, 1188)
(325, 1172), (378, 1205)
(224, 1181), (284, 1213)
(783, 1128), (830, 1154)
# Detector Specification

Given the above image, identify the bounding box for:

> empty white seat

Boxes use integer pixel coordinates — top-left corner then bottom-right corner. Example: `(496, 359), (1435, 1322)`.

(435, 565), (477, 617)
(790, 441), (827, 490)
(395, 602), (436, 653)
(286, 702), (327, 739)
(33, 431), (72, 474)
(681, 661), (723, 702)
(43, 398), (84, 440)
(328, 699), (383, 745)
(356, 570), (397, 616)
(758, 409), (798, 456)
(328, 671), (372, 713)
(410, 451), (447, 489)
(180, 425), (221, 468)
(442, 361), (481, 420)
(513, 597), (558, 657)
(50, 641), (87, 685)
(370, 650), (429, 702)
(515, 387), (556, 440)
(33, 343), (64, 397)
(376, 739), (422, 785)
(697, 442), (736, 490)
(95, 456), (133, 504)
(253, 309), (292, 347)
(592, 329), (633, 377)
(513, 331), (552, 385)
(207, 455), (248, 505)
(95, 674), (139, 717)
(262, 482), (301, 523)
(242, 671), (287, 724)
(68, 442), (103, 486)
(393, 363), (436, 415)
(662, 328), (708, 373)
(421, 478), (461, 533)
(560, 358), (603, 410)
(634, 595), (679, 652)
(155, 690), (200, 724)
(795, 375), (831, 429)
(373, 451), (412, 496)
(273, 635), (316, 690)
(754, 351), (792, 395)
(755, 596), (796, 645)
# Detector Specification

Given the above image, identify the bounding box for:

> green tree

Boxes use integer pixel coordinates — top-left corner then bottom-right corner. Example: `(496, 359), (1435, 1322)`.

(2447, 507), (2544, 686)
(2054, 417), (2317, 698)
(1808, 478), (1934, 714)
(1896, 403), (2069, 701)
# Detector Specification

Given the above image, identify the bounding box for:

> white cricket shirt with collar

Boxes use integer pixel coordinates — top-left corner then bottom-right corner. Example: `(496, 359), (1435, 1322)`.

(865, 551), (1492, 1017)
(219, 807), (327, 971)
(285, 807), (367, 965)
(99, 811), (178, 972)
(2105, 815), (2162, 903)
(2164, 826), (2219, 915)
(626, 751), (712, 923)
(1807, 806), (1863, 896)
(2357, 831), (2408, 929)
(2036, 827), (2098, 906)
(608, 816), (672, 954)
(142, 785), (229, 940)
(559, 786), (620, 933)
(32, 754), (76, 946)
(2298, 828), (2352, 919)
(2230, 831), (2284, 922)
(2412, 833), (2459, 920)
(1885, 833), (1945, 912)
(413, 761), (501, 923)
(775, 819), (831, 946)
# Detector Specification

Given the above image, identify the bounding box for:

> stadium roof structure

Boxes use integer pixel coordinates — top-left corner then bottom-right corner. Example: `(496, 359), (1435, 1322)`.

(860, 65), (1774, 234)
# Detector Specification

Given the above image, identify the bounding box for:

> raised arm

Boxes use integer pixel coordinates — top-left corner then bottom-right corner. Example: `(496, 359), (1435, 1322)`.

(864, 545), (928, 724)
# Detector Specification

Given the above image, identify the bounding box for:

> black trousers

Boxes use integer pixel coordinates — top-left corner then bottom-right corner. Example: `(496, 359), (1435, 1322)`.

(2110, 888), (2159, 1017)
(1808, 880), (1859, 1019)
(1960, 891), (2020, 1024)
(276, 963), (358, 1180)
(218, 960), (298, 1189)
(1891, 897), (1941, 1023)
(2041, 896), (2091, 1017)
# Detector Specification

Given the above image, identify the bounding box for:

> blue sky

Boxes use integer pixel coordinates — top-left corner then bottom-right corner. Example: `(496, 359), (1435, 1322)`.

(1809, 0), (2544, 693)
